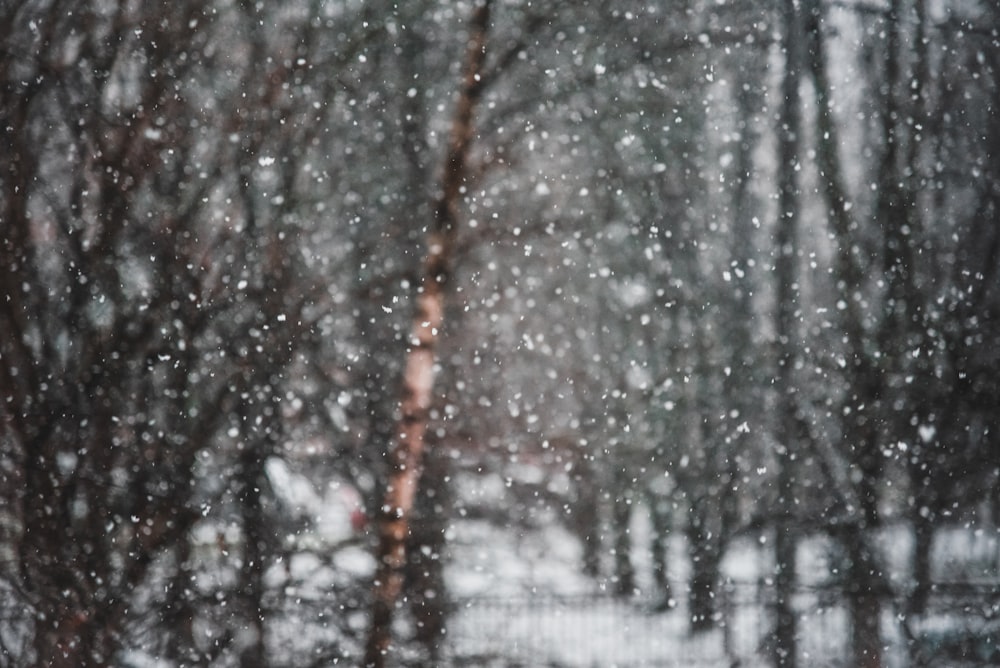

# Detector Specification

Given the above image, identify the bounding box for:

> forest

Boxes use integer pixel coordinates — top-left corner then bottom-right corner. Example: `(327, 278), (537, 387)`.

(1, 0), (998, 666)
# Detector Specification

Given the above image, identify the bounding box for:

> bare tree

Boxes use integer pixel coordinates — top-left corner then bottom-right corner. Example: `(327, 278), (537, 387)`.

(363, 2), (493, 665)
(0, 2), (342, 663)
(769, 0), (805, 663)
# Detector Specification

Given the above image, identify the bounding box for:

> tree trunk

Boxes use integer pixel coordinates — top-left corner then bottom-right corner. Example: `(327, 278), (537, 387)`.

(238, 445), (268, 668)
(575, 459), (603, 580)
(909, 513), (934, 615)
(647, 488), (673, 607)
(406, 442), (452, 663)
(612, 473), (635, 597)
(566, 436), (602, 580)
(685, 506), (720, 633)
(165, 540), (198, 665)
(846, 534), (883, 668)
(362, 3), (492, 666)
(773, 523), (797, 667)
(773, 0), (803, 663)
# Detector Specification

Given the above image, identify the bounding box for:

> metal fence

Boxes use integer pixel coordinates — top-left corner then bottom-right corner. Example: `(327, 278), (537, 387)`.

(443, 582), (1000, 668)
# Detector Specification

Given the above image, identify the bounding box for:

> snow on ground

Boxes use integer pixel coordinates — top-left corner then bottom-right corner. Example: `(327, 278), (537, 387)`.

(447, 518), (595, 598)
(441, 493), (999, 667)
(124, 465), (999, 666)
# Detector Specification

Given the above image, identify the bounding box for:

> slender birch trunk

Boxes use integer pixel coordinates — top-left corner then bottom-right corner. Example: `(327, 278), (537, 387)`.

(363, 3), (492, 665)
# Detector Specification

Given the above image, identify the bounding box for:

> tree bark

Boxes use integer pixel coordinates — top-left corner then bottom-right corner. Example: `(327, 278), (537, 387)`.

(846, 535), (883, 668)
(647, 488), (672, 607)
(575, 455), (603, 580)
(406, 440), (452, 663)
(362, 3), (492, 665)
(909, 514), (934, 615)
(612, 471), (636, 598)
(164, 540), (198, 665)
(685, 505), (721, 633)
(773, 0), (803, 663)
(237, 443), (268, 668)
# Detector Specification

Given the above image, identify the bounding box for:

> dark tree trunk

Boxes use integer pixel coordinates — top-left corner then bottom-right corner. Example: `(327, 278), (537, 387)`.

(406, 442), (452, 663)
(612, 474), (635, 597)
(847, 421), (885, 668)
(909, 514), (934, 615)
(238, 445), (268, 668)
(773, 522), (798, 667)
(685, 506), (720, 633)
(571, 442), (602, 579)
(772, 0), (803, 662)
(846, 533), (883, 668)
(164, 540), (198, 665)
(647, 488), (673, 606)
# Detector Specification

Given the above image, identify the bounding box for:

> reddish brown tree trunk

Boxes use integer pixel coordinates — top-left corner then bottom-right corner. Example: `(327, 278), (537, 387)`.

(362, 3), (492, 666)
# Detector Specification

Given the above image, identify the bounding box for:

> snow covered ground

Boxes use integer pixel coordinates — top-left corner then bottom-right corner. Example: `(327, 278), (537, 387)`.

(245, 460), (999, 666)
(120, 464), (998, 667)
(440, 499), (999, 667)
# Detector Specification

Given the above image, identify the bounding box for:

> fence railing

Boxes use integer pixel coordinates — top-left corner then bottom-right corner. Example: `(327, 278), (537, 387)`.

(443, 582), (1000, 668)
